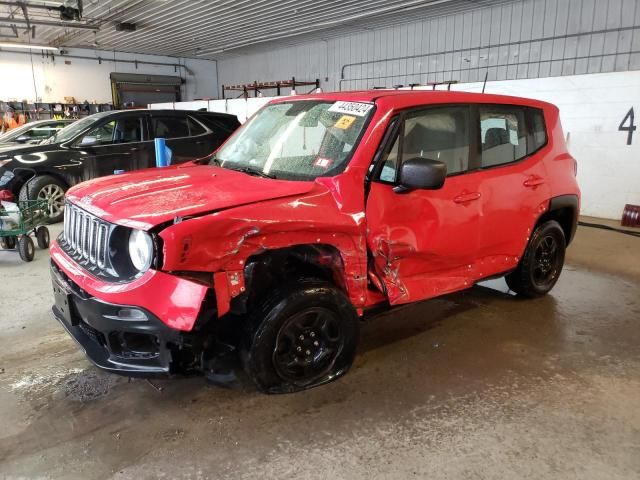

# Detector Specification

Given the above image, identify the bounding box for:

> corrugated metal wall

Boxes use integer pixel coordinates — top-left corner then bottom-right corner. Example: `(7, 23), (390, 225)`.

(219, 0), (640, 93)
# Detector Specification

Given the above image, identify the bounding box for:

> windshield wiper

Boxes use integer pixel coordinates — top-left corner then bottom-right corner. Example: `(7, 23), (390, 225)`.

(229, 166), (276, 179)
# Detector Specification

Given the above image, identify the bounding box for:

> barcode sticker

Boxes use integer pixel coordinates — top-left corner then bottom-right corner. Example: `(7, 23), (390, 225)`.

(328, 101), (374, 117)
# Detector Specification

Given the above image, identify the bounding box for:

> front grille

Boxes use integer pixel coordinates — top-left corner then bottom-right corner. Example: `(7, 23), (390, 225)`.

(62, 202), (110, 270)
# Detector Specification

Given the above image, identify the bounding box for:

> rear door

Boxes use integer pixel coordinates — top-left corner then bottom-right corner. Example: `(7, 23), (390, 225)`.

(365, 105), (483, 304)
(473, 104), (551, 277)
(73, 113), (152, 179)
(149, 114), (210, 163)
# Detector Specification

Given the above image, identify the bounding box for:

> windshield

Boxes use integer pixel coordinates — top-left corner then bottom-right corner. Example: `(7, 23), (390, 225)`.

(46, 113), (108, 144)
(214, 100), (374, 180)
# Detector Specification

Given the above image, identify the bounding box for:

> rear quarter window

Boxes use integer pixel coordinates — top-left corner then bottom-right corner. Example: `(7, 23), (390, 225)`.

(479, 105), (547, 168)
(528, 108), (547, 154)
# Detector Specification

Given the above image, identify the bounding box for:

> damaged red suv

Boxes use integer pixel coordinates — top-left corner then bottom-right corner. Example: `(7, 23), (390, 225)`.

(50, 91), (580, 392)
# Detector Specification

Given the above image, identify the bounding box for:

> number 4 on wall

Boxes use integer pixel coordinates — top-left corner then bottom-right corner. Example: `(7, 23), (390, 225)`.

(619, 107), (636, 145)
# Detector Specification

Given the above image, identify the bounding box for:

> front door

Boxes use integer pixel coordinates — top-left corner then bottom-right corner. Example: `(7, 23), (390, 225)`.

(365, 105), (483, 305)
(75, 114), (152, 179)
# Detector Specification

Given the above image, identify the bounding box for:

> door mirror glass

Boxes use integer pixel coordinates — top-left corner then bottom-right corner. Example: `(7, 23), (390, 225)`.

(395, 157), (447, 192)
(79, 135), (99, 146)
(15, 135), (31, 143)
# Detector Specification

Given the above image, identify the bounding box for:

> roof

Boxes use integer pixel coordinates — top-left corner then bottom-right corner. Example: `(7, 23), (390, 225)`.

(269, 89), (556, 111)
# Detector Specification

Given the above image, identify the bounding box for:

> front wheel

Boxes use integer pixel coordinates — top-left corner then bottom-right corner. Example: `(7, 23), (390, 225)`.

(243, 280), (360, 393)
(506, 220), (566, 297)
(19, 175), (67, 224)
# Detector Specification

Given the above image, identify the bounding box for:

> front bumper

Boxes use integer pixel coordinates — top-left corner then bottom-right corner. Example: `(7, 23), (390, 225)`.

(51, 260), (185, 375)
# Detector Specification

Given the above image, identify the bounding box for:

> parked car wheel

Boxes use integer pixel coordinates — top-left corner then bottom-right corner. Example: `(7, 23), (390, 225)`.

(19, 175), (67, 224)
(243, 280), (360, 393)
(18, 235), (35, 262)
(36, 226), (50, 249)
(506, 220), (566, 297)
(0, 236), (17, 249)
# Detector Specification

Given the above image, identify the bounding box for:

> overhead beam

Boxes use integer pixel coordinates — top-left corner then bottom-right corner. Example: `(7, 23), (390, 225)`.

(0, 1), (63, 10)
(0, 16), (98, 29)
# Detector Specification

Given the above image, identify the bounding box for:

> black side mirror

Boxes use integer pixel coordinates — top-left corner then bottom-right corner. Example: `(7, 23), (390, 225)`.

(15, 135), (31, 143)
(393, 157), (447, 193)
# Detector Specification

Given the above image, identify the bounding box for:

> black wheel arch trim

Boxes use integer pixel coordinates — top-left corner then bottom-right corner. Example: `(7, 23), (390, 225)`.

(548, 194), (579, 245)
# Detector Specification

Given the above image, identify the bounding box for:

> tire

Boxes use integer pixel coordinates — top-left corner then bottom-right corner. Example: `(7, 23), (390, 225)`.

(0, 236), (16, 249)
(19, 175), (67, 224)
(506, 220), (566, 298)
(18, 235), (35, 262)
(36, 226), (50, 249)
(243, 280), (360, 394)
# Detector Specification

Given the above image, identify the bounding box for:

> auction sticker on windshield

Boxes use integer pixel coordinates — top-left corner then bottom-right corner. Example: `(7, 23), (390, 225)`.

(334, 115), (356, 129)
(328, 101), (374, 117)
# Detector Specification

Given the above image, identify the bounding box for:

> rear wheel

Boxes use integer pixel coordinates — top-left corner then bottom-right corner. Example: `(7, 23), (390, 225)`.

(0, 236), (17, 249)
(243, 280), (360, 393)
(19, 175), (67, 223)
(506, 220), (566, 297)
(36, 226), (50, 249)
(18, 235), (35, 262)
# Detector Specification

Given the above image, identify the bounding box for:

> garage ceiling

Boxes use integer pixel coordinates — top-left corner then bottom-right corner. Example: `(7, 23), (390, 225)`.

(0, 0), (511, 59)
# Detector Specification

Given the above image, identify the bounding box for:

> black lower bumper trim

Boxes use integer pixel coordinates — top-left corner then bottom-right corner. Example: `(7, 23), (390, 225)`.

(51, 260), (186, 376)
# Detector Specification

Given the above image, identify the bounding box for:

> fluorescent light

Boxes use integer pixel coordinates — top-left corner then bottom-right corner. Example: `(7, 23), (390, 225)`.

(0, 42), (59, 51)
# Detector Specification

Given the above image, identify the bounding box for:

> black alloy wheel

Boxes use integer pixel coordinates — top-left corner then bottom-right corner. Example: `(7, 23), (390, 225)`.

(273, 307), (344, 383)
(506, 220), (566, 297)
(243, 280), (359, 393)
(531, 233), (562, 290)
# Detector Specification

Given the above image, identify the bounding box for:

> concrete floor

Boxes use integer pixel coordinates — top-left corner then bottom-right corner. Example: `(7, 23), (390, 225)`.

(0, 220), (639, 479)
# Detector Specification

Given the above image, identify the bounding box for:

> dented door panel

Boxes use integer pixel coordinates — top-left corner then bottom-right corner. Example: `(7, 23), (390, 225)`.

(365, 174), (482, 305)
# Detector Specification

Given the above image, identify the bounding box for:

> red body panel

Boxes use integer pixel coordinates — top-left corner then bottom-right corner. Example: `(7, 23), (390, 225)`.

(50, 242), (208, 331)
(51, 90), (580, 332)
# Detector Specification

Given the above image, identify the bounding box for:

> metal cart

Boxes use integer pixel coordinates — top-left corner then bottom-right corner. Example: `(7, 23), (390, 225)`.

(0, 199), (51, 262)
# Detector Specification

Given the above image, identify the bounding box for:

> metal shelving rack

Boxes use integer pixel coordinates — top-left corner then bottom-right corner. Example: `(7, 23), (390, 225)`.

(1, 100), (114, 121)
(221, 78), (321, 99)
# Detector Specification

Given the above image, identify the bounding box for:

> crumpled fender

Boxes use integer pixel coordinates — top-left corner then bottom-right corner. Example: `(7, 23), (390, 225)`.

(159, 176), (369, 316)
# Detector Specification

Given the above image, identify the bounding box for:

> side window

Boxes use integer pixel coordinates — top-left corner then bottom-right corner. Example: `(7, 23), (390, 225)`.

(187, 117), (207, 136)
(479, 106), (528, 167)
(376, 106), (471, 182)
(528, 108), (547, 154)
(77, 117), (143, 146)
(113, 117), (144, 143)
(151, 116), (190, 139)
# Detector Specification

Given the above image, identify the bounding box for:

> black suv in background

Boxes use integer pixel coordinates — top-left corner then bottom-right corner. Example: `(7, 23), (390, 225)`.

(0, 109), (240, 222)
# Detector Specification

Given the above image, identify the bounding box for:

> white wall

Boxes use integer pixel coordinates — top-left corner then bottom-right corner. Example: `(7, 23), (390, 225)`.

(218, 0), (640, 93)
(449, 70), (640, 220)
(0, 47), (218, 103)
(153, 70), (640, 220)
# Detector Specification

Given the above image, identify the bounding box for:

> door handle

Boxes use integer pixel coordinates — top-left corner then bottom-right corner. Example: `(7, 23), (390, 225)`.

(523, 175), (545, 187)
(454, 191), (481, 204)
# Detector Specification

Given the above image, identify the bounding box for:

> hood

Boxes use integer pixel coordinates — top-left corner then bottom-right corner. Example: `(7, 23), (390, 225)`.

(66, 163), (316, 230)
(0, 142), (60, 162)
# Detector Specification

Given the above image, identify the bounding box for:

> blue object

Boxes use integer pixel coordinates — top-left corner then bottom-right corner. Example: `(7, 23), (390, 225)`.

(154, 138), (173, 167)
(113, 169), (125, 175)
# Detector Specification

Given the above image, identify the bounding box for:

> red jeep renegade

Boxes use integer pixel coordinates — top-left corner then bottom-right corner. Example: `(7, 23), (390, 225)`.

(50, 91), (580, 393)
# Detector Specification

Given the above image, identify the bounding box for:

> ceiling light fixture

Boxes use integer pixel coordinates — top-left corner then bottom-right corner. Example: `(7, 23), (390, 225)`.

(0, 42), (59, 51)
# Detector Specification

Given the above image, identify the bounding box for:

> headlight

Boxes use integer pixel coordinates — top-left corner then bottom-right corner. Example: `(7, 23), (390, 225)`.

(128, 229), (153, 272)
